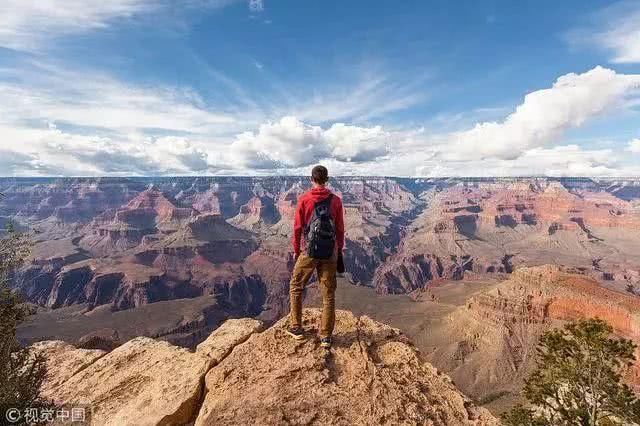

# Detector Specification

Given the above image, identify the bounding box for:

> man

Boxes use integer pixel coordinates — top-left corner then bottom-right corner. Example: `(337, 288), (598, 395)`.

(287, 165), (345, 349)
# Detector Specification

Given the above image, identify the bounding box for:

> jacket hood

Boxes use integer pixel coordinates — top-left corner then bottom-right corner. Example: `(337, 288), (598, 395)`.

(308, 186), (332, 201)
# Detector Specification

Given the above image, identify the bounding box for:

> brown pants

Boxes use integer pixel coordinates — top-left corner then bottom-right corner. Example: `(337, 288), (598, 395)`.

(289, 253), (337, 338)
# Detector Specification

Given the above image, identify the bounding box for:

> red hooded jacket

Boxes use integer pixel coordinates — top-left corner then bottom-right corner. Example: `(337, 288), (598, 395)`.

(292, 186), (344, 256)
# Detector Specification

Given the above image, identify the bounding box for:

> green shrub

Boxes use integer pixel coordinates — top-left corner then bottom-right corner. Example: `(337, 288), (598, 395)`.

(503, 318), (640, 425)
(0, 225), (50, 422)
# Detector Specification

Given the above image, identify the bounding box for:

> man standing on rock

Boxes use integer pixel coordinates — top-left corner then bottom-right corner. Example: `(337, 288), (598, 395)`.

(287, 165), (345, 348)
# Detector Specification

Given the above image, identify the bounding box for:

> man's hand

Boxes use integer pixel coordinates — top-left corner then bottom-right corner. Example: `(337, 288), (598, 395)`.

(337, 253), (345, 274)
(294, 252), (300, 262)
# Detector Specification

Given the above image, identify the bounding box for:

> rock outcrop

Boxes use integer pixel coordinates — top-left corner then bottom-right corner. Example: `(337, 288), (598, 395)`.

(424, 265), (640, 404)
(31, 341), (106, 397)
(37, 310), (497, 426)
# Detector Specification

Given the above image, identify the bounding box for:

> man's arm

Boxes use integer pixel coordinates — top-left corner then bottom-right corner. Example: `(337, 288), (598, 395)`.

(334, 197), (345, 253)
(292, 198), (304, 257)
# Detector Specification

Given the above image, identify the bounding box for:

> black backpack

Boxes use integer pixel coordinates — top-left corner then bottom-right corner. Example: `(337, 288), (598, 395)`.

(305, 194), (336, 259)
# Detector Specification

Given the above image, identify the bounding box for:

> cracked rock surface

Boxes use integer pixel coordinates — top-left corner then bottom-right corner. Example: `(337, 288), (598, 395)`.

(38, 309), (497, 425)
(37, 318), (264, 426)
(195, 309), (497, 426)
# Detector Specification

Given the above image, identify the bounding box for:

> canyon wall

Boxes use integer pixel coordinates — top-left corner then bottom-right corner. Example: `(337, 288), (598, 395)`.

(3, 176), (640, 347)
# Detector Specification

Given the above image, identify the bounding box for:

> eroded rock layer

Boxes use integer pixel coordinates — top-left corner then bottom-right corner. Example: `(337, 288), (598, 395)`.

(37, 310), (496, 426)
(4, 177), (640, 347)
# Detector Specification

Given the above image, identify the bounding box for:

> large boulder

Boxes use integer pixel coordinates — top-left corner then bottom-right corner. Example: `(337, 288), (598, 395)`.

(31, 341), (106, 397)
(46, 337), (209, 426)
(195, 309), (498, 426)
(37, 317), (266, 425)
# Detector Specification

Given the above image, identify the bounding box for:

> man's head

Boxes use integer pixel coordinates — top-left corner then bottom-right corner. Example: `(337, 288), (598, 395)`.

(311, 165), (329, 186)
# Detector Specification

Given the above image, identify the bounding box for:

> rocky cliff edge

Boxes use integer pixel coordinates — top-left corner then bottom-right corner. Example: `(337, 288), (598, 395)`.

(34, 309), (498, 426)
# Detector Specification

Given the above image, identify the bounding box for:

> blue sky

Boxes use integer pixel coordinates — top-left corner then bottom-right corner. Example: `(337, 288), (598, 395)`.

(0, 0), (639, 176)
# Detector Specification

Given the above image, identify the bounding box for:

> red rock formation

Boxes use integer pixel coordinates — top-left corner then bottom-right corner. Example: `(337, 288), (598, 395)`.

(5, 177), (640, 326)
(465, 265), (640, 386)
(373, 180), (640, 294)
(80, 188), (196, 254)
(191, 190), (222, 214)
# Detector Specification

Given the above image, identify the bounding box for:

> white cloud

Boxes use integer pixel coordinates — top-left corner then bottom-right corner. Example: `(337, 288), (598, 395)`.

(0, 125), (212, 176)
(568, 1), (640, 64)
(0, 0), (153, 50)
(441, 67), (640, 161)
(276, 143), (636, 178)
(412, 145), (625, 178)
(323, 123), (390, 162)
(0, 60), (423, 176)
(228, 116), (391, 169)
(0, 63), (235, 134)
(281, 75), (426, 123)
(628, 139), (640, 153)
(1, 61), (639, 177)
(0, 0), (243, 51)
(593, 4), (640, 64)
(0, 62), (233, 176)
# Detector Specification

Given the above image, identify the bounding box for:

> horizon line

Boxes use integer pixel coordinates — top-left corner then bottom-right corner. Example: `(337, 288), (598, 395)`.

(1, 175), (640, 180)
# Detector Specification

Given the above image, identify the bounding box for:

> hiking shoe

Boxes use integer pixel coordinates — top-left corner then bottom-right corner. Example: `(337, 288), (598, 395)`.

(286, 326), (305, 340)
(320, 337), (332, 349)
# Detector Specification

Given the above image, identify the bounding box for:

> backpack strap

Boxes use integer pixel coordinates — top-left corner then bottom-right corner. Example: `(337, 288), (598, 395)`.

(316, 193), (333, 209)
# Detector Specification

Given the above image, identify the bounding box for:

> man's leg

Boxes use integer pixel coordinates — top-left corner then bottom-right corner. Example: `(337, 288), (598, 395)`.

(317, 256), (338, 339)
(288, 254), (316, 330)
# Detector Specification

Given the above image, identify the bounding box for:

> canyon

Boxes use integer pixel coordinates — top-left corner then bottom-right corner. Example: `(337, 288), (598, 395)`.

(3, 177), (639, 336)
(3, 176), (640, 414)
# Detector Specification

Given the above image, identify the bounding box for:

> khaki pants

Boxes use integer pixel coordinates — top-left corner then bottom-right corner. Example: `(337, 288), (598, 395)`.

(289, 253), (337, 338)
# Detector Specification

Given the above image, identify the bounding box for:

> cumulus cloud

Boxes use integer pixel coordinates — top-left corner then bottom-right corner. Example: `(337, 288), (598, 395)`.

(442, 67), (640, 161)
(323, 123), (390, 162)
(0, 125), (212, 176)
(414, 145), (626, 178)
(0, 61), (420, 176)
(229, 116), (391, 169)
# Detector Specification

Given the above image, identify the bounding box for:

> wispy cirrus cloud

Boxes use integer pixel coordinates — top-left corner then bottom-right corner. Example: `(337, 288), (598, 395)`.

(274, 74), (427, 124)
(568, 0), (640, 64)
(0, 0), (154, 50)
(0, 0), (248, 51)
(0, 62), (236, 133)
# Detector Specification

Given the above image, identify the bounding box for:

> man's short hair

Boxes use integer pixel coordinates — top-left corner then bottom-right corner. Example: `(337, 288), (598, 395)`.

(311, 165), (329, 184)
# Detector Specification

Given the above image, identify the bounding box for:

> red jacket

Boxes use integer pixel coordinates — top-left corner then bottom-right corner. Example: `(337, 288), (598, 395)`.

(292, 186), (345, 256)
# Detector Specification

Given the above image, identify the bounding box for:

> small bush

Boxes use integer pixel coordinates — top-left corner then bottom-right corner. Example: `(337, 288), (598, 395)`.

(0, 225), (51, 421)
(502, 318), (640, 425)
